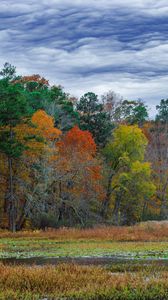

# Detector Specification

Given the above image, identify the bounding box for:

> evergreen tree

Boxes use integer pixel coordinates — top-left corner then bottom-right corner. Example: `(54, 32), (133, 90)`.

(0, 64), (30, 231)
(77, 92), (113, 147)
(156, 99), (168, 123)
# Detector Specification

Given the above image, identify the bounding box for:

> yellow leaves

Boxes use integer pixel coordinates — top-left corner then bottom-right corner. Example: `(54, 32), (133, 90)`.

(131, 161), (152, 177)
(13, 110), (62, 160)
(31, 110), (61, 141)
(104, 124), (148, 167)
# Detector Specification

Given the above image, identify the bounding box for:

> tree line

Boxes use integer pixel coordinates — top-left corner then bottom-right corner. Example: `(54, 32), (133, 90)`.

(0, 63), (167, 231)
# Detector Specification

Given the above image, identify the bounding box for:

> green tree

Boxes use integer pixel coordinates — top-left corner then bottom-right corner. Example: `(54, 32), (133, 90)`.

(114, 100), (148, 126)
(14, 76), (79, 131)
(0, 65), (30, 231)
(156, 99), (168, 122)
(48, 86), (79, 131)
(14, 74), (50, 113)
(0, 62), (16, 80)
(77, 92), (113, 147)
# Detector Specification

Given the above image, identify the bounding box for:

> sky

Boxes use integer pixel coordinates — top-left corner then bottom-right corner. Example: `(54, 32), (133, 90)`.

(1, 0), (168, 116)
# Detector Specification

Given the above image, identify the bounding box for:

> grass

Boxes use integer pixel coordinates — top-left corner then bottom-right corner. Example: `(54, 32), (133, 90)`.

(0, 222), (168, 259)
(1, 223), (168, 299)
(0, 239), (168, 259)
(0, 221), (168, 241)
(0, 263), (168, 299)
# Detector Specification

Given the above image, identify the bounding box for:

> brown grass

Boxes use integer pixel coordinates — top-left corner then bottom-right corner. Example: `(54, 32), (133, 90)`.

(0, 263), (168, 299)
(0, 221), (168, 241)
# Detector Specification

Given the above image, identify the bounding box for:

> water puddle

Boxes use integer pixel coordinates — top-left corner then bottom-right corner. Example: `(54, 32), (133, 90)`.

(1, 256), (168, 266)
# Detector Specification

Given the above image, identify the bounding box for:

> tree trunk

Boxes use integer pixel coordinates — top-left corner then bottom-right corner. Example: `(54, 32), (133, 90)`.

(8, 156), (16, 232)
(112, 195), (121, 225)
(8, 125), (16, 232)
(101, 171), (114, 218)
(160, 198), (168, 219)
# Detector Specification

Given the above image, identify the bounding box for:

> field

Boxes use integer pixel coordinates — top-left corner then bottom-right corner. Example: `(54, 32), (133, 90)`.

(1, 222), (168, 299)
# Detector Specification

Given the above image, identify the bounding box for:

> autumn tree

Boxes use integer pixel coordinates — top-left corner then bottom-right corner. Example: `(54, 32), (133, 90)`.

(13, 110), (61, 230)
(102, 125), (154, 224)
(113, 161), (155, 225)
(0, 105), (61, 230)
(145, 121), (168, 219)
(55, 126), (104, 226)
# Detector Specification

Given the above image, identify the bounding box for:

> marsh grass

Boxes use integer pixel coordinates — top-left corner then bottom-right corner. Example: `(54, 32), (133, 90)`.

(0, 263), (168, 299)
(1, 223), (168, 298)
(1, 239), (168, 259)
(0, 222), (168, 241)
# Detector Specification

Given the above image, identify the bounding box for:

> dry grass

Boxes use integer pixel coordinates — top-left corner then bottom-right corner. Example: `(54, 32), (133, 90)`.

(0, 221), (168, 241)
(0, 263), (168, 299)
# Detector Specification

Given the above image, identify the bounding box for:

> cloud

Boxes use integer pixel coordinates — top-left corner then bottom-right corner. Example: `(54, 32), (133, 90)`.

(0, 0), (168, 117)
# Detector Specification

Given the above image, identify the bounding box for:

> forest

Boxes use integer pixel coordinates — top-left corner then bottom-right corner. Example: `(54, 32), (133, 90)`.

(0, 62), (168, 232)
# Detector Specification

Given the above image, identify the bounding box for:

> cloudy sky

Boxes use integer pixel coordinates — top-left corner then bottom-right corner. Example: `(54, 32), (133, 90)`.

(1, 0), (168, 115)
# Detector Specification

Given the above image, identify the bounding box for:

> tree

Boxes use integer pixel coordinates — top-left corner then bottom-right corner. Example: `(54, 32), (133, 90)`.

(17, 110), (61, 229)
(0, 67), (31, 231)
(113, 161), (155, 225)
(48, 86), (79, 131)
(101, 90), (122, 121)
(114, 100), (148, 126)
(156, 99), (168, 122)
(145, 121), (168, 219)
(56, 126), (104, 226)
(77, 92), (113, 147)
(13, 74), (50, 112)
(0, 62), (16, 80)
(102, 124), (154, 224)
(0, 109), (61, 230)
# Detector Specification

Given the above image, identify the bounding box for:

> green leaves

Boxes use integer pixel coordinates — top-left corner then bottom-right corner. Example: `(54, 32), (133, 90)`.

(156, 99), (168, 122)
(114, 100), (148, 126)
(0, 79), (30, 126)
(77, 92), (113, 147)
(0, 131), (26, 158)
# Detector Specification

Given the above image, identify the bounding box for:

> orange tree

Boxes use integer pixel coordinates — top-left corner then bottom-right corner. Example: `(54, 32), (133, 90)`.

(55, 126), (104, 226)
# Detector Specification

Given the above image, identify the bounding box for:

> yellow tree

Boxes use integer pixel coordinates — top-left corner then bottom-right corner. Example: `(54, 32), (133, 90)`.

(102, 124), (155, 224)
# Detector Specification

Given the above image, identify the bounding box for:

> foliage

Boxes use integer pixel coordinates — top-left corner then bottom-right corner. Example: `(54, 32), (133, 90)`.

(116, 161), (155, 224)
(77, 92), (113, 147)
(156, 99), (168, 122)
(56, 126), (104, 226)
(103, 125), (154, 224)
(49, 85), (79, 131)
(0, 62), (167, 230)
(114, 99), (148, 126)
